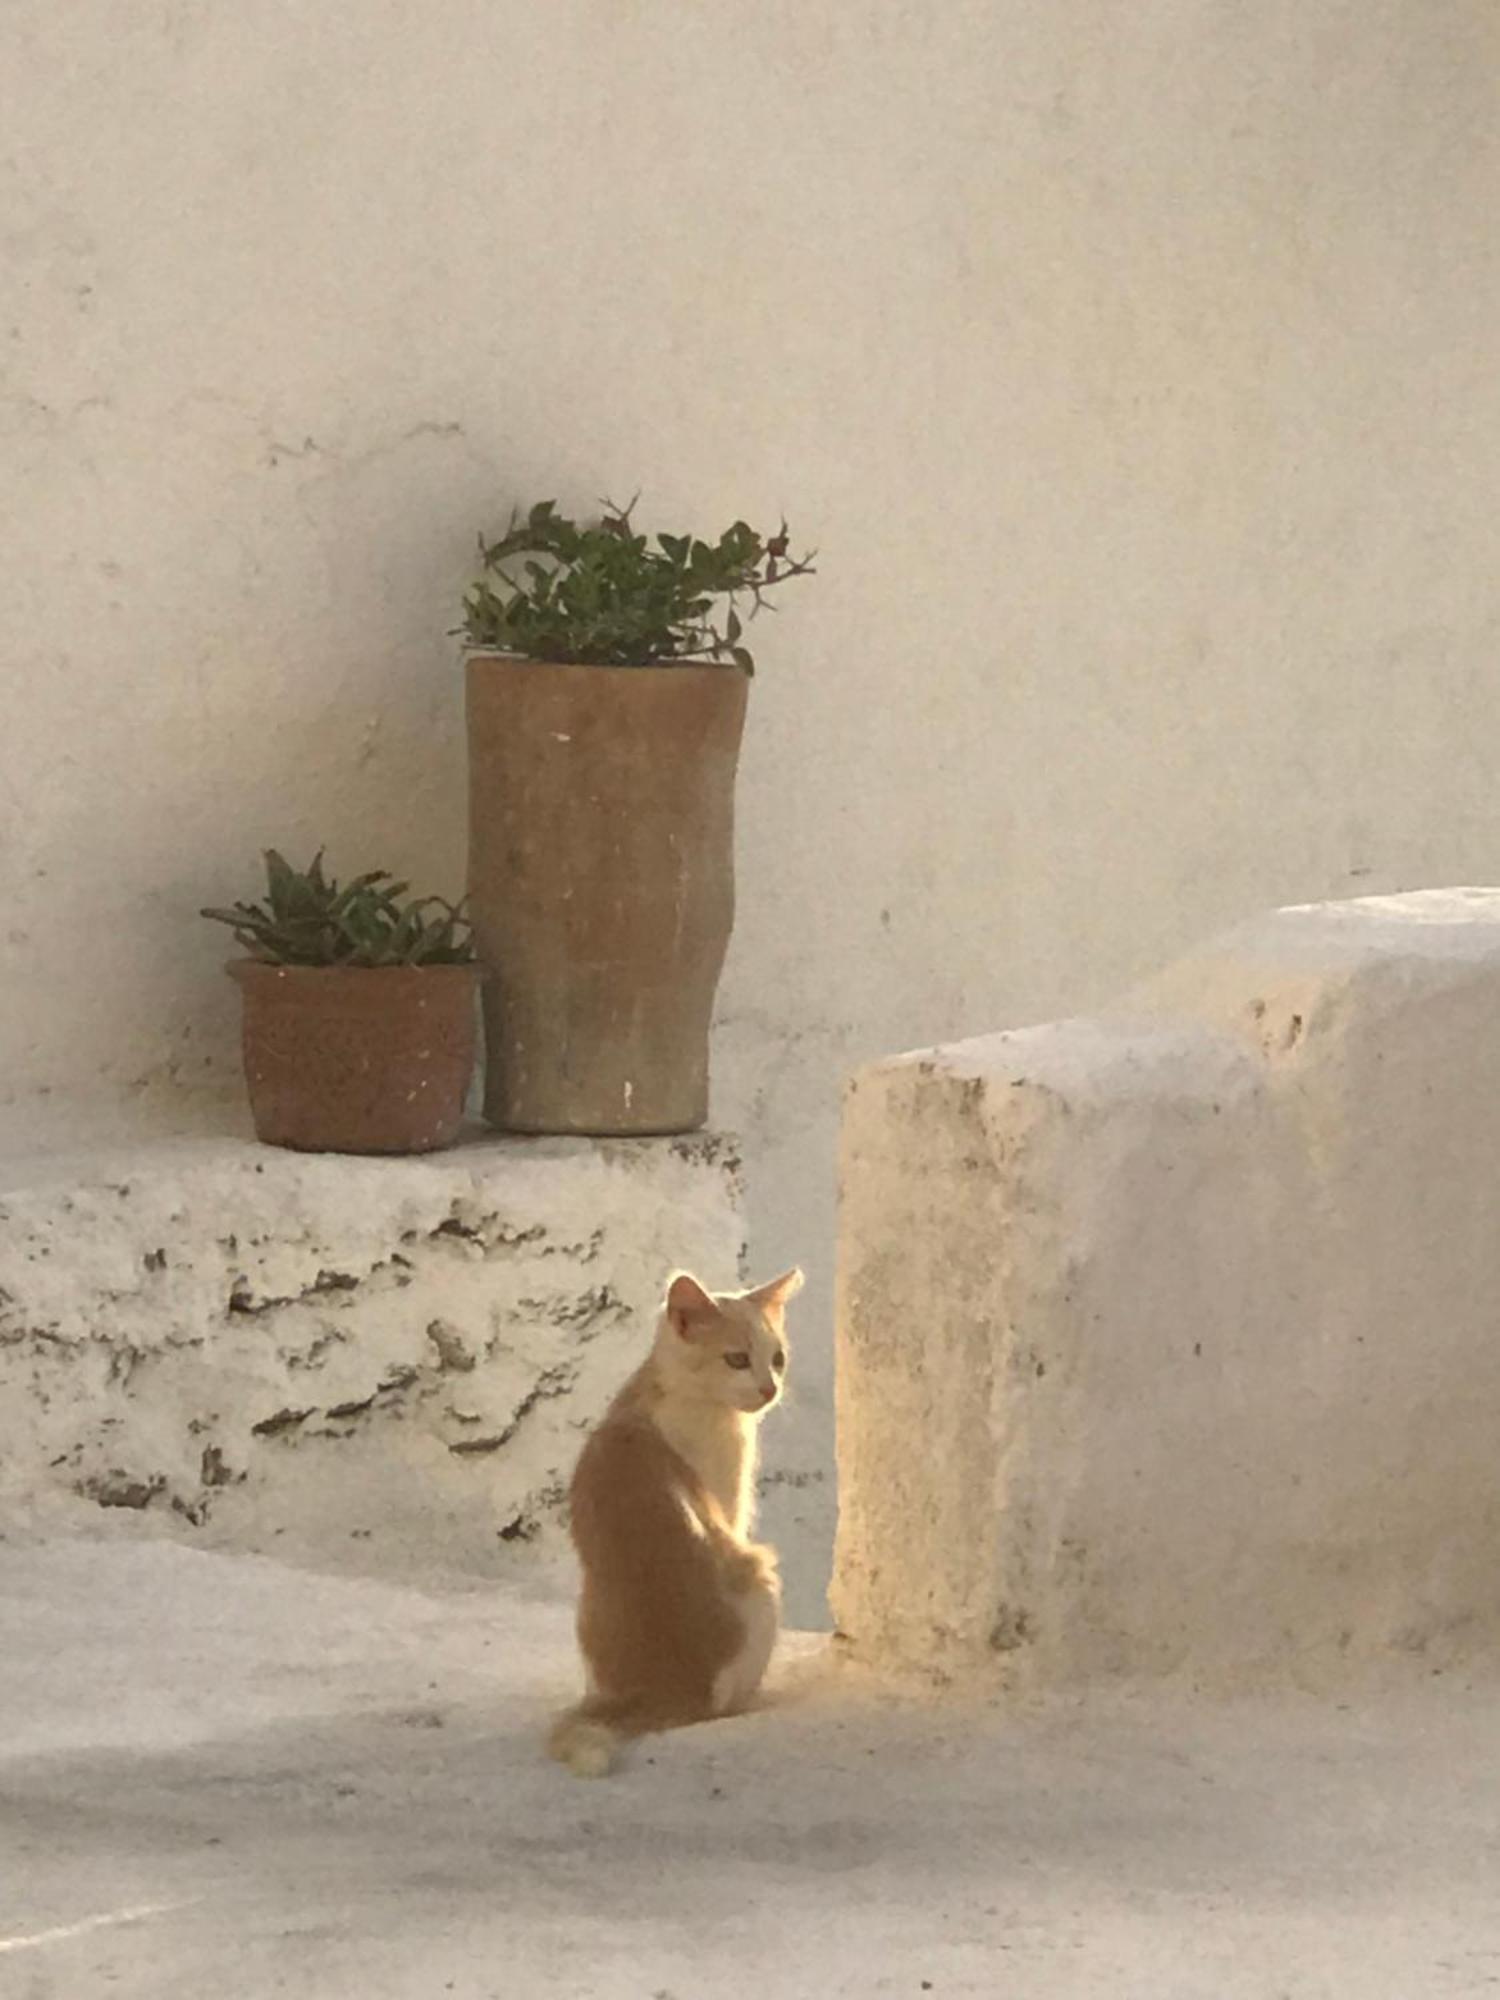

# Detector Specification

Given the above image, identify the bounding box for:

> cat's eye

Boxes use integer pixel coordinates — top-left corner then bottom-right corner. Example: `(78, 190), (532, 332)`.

(724, 1352), (752, 1370)
(772, 1349), (786, 1371)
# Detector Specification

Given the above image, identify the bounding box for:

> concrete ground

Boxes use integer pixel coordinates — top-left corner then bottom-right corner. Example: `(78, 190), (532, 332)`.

(4, 1537), (1500, 1999)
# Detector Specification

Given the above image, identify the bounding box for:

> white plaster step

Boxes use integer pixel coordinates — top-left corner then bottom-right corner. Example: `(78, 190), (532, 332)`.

(834, 888), (1500, 1691)
(0, 1131), (743, 1581)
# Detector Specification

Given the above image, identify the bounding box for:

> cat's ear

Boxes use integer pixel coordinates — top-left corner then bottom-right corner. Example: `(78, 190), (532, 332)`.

(748, 1267), (805, 1315)
(666, 1271), (721, 1339)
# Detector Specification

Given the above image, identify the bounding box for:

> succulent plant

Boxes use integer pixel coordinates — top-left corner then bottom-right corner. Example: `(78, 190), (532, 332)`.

(461, 498), (815, 672)
(201, 850), (474, 968)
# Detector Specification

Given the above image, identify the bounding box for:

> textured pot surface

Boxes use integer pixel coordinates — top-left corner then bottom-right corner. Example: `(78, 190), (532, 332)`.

(466, 655), (748, 1135)
(230, 962), (479, 1155)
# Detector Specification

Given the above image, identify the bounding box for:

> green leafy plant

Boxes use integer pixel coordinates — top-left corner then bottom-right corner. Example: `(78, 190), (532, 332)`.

(201, 851), (474, 967)
(460, 498), (815, 672)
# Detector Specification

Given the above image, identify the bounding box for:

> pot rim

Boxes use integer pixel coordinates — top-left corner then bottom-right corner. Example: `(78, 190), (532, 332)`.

(462, 648), (749, 677)
(228, 958), (479, 982)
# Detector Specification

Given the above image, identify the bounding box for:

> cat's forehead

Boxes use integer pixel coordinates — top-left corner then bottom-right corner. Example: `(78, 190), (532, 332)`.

(717, 1294), (785, 1344)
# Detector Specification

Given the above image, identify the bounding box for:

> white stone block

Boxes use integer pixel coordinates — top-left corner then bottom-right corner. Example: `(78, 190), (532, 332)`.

(832, 890), (1500, 1689)
(0, 1133), (743, 1577)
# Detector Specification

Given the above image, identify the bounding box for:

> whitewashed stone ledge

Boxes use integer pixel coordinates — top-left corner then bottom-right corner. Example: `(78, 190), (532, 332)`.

(832, 889), (1500, 1691)
(0, 1131), (743, 1575)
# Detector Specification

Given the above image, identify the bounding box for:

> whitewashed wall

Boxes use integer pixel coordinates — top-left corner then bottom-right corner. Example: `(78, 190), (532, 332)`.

(5, 1), (1499, 1615)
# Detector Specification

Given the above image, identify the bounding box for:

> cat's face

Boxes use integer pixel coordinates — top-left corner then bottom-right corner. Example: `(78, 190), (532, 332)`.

(662, 1268), (804, 1416)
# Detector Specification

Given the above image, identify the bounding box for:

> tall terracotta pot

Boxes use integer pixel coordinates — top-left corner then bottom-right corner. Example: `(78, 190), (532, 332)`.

(465, 655), (749, 1135)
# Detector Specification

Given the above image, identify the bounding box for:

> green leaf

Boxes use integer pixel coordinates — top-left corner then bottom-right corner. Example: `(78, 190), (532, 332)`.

(204, 852), (474, 967)
(460, 502), (813, 668)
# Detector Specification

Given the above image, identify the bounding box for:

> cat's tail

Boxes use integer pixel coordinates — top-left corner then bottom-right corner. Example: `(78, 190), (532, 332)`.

(545, 1694), (669, 1778)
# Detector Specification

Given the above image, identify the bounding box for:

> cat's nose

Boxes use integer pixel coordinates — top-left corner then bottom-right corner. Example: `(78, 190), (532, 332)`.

(759, 1384), (776, 1404)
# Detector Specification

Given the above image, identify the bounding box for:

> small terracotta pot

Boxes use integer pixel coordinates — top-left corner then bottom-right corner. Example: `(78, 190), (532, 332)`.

(229, 962), (479, 1155)
(466, 654), (748, 1135)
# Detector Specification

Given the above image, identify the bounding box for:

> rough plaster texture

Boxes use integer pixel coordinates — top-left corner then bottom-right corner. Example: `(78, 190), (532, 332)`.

(833, 890), (1500, 1689)
(6, 1536), (1500, 1999)
(7, 4), (1500, 1606)
(0, 1133), (743, 1582)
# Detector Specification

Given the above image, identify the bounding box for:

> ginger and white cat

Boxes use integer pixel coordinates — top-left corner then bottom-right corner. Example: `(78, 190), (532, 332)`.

(547, 1265), (804, 1777)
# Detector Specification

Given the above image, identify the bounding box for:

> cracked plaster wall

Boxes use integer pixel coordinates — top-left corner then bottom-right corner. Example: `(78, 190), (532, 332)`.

(5, 6), (1500, 1614)
(0, 1134), (744, 1581)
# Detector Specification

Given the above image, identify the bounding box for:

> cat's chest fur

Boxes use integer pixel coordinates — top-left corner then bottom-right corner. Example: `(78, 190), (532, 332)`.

(654, 1401), (757, 1536)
